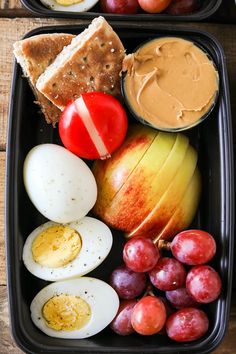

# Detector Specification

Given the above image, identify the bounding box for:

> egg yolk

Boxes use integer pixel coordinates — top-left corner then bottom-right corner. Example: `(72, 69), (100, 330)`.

(55, 0), (83, 5)
(42, 295), (91, 331)
(32, 226), (82, 268)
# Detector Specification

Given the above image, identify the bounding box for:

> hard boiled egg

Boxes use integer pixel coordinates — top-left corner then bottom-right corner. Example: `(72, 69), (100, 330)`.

(23, 144), (97, 223)
(40, 0), (99, 12)
(30, 277), (119, 338)
(23, 217), (112, 281)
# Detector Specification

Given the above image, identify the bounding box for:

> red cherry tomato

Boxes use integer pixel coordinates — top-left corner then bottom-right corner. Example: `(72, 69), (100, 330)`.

(101, 0), (140, 14)
(59, 92), (128, 160)
(137, 0), (172, 13)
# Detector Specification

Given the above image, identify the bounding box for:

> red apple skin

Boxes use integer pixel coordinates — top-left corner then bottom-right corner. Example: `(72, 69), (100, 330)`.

(101, 0), (140, 14)
(93, 125), (156, 217)
(93, 126), (200, 241)
(103, 143), (197, 238)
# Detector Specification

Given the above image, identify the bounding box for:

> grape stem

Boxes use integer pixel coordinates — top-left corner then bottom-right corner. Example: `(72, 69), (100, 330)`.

(142, 284), (155, 297)
(155, 239), (171, 251)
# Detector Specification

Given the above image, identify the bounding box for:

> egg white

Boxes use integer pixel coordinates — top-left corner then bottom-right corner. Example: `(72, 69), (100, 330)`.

(23, 217), (113, 281)
(23, 144), (97, 224)
(40, 0), (99, 12)
(30, 277), (119, 338)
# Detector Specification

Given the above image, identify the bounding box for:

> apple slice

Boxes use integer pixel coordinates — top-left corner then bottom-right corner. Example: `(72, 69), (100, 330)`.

(127, 145), (198, 238)
(102, 133), (189, 232)
(93, 125), (157, 217)
(153, 168), (201, 242)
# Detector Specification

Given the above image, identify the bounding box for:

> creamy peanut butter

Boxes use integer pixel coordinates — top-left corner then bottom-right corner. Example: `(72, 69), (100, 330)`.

(123, 37), (219, 130)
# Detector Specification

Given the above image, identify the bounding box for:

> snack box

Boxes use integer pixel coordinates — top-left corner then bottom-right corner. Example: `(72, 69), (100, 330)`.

(20, 0), (222, 21)
(6, 23), (234, 354)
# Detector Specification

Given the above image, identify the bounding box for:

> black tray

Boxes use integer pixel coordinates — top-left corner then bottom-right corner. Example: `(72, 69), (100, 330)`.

(20, 0), (222, 21)
(6, 23), (234, 354)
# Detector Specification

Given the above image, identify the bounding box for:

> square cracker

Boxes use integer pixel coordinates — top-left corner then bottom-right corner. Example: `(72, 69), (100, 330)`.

(36, 17), (125, 111)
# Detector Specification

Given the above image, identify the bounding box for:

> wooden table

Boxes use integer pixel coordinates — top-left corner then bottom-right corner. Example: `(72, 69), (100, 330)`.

(0, 1), (236, 353)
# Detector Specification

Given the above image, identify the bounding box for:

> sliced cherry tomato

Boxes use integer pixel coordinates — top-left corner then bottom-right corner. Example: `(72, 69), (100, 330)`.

(138, 0), (172, 13)
(59, 92), (128, 160)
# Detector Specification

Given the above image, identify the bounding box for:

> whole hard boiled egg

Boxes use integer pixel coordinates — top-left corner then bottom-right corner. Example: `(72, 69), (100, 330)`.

(23, 217), (112, 281)
(23, 144), (97, 223)
(30, 277), (119, 338)
(39, 0), (99, 12)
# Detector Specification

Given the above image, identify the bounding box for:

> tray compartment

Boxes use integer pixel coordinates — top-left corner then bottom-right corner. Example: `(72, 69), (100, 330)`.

(20, 0), (222, 21)
(6, 24), (234, 354)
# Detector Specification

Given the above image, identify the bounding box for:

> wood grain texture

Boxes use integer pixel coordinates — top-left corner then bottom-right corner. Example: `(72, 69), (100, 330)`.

(0, 8), (32, 17)
(0, 1), (31, 18)
(0, 0), (22, 9)
(0, 287), (23, 354)
(0, 0), (30, 17)
(1, 19), (236, 151)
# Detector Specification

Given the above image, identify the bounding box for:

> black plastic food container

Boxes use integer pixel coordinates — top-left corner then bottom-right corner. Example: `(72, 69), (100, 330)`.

(20, 0), (222, 21)
(6, 23), (234, 354)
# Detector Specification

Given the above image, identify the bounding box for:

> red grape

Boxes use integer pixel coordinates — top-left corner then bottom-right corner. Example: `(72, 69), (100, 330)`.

(123, 237), (160, 272)
(100, 0), (140, 14)
(149, 257), (186, 291)
(166, 0), (200, 15)
(110, 265), (147, 299)
(171, 230), (216, 265)
(186, 265), (222, 303)
(166, 287), (199, 309)
(131, 296), (166, 335)
(110, 299), (137, 335)
(166, 308), (209, 342)
(138, 0), (171, 13)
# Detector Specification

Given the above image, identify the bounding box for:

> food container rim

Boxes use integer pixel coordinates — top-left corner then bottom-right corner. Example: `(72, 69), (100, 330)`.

(20, 0), (222, 21)
(121, 35), (220, 132)
(5, 22), (234, 354)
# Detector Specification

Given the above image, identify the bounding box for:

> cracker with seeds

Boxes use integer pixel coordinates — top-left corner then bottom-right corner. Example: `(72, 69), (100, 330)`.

(13, 33), (75, 124)
(36, 17), (125, 111)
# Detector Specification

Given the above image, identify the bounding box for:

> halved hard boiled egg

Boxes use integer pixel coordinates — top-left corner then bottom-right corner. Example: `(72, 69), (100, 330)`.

(39, 0), (99, 12)
(23, 217), (112, 281)
(23, 144), (97, 224)
(30, 277), (119, 338)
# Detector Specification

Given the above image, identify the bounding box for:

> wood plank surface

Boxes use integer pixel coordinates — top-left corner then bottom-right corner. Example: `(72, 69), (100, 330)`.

(0, 0), (30, 18)
(0, 8), (31, 18)
(0, 2), (30, 18)
(1, 18), (236, 151)
(0, 287), (23, 354)
(1, 15), (236, 354)
(0, 0), (22, 9)
(0, 0), (22, 11)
